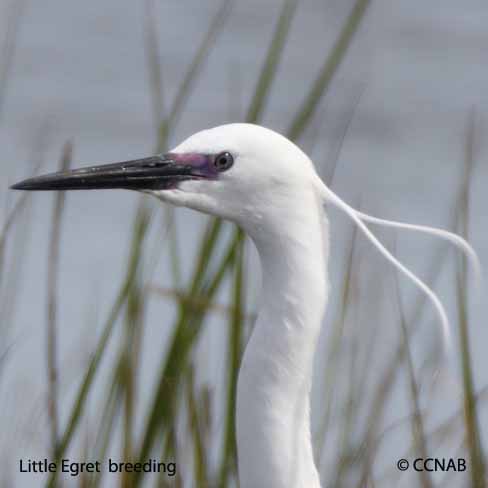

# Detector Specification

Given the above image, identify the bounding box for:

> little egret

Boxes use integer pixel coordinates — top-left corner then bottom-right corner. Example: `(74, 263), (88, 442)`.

(12, 123), (479, 488)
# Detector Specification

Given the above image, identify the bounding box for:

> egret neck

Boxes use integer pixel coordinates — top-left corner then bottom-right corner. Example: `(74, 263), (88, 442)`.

(10, 122), (480, 488)
(236, 188), (328, 488)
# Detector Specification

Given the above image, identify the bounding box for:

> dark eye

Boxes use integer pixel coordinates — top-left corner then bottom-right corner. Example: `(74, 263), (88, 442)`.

(213, 152), (234, 172)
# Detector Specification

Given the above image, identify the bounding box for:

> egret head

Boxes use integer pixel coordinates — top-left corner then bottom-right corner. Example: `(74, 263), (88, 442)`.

(11, 123), (319, 230)
(10, 123), (481, 351)
(153, 124), (318, 224)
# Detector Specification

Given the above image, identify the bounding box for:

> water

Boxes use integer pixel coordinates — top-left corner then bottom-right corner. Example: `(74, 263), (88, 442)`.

(1, 0), (488, 486)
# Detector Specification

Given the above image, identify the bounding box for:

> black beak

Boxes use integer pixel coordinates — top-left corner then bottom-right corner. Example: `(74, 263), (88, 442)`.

(10, 154), (194, 191)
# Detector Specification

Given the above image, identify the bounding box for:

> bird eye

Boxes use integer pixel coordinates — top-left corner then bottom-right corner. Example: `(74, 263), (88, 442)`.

(213, 152), (234, 172)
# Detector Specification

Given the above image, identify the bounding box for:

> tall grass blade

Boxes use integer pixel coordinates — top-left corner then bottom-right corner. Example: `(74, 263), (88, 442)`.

(186, 364), (209, 487)
(287, 0), (371, 140)
(150, 284), (256, 322)
(89, 365), (123, 488)
(121, 221), (149, 488)
(144, 0), (236, 286)
(0, 0), (26, 121)
(394, 264), (433, 488)
(0, 123), (50, 364)
(323, 85), (364, 185)
(46, 141), (72, 459)
(455, 111), (486, 487)
(144, 0), (166, 133)
(166, 0), (236, 135)
(1, 122), (50, 271)
(47, 205), (152, 488)
(358, 247), (450, 480)
(217, 233), (245, 488)
(316, 224), (358, 463)
(134, 229), (241, 484)
(246, 0), (299, 123)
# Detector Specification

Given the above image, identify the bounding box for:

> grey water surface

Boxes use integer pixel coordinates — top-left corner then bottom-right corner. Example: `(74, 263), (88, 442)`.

(1, 0), (488, 486)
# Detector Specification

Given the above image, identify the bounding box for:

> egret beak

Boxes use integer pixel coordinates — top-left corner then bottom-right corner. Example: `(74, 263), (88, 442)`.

(10, 154), (204, 191)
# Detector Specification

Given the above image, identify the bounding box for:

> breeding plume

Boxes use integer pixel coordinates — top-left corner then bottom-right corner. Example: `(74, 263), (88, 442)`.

(12, 124), (479, 488)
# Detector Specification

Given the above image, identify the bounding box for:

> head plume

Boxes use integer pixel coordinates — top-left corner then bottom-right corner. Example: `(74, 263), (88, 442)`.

(314, 177), (481, 352)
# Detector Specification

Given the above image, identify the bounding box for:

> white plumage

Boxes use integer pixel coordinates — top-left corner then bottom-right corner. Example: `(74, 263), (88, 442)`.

(12, 123), (480, 488)
(154, 124), (479, 487)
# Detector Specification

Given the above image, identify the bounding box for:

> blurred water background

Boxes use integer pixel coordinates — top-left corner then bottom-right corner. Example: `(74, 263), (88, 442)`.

(1, 0), (488, 486)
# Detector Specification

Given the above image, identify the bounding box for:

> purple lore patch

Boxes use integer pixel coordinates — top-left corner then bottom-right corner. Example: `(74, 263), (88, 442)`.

(167, 153), (219, 180)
